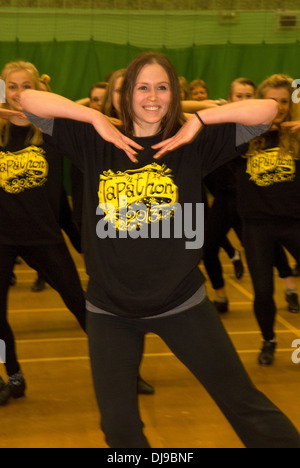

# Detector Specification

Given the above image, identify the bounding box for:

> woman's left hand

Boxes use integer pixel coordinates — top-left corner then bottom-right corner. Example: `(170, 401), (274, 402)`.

(152, 113), (204, 159)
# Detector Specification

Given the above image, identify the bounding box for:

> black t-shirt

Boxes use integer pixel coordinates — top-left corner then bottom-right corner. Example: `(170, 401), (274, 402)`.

(0, 123), (64, 245)
(28, 114), (268, 317)
(237, 130), (300, 219)
(204, 159), (238, 197)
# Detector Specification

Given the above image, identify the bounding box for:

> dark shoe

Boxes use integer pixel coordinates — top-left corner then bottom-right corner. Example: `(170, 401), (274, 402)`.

(137, 376), (155, 395)
(285, 292), (300, 314)
(258, 341), (277, 366)
(31, 277), (46, 292)
(214, 298), (229, 314)
(0, 377), (10, 406)
(231, 250), (244, 280)
(8, 372), (26, 399)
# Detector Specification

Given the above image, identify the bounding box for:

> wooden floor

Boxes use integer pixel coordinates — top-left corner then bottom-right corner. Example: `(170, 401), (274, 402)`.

(1, 235), (300, 448)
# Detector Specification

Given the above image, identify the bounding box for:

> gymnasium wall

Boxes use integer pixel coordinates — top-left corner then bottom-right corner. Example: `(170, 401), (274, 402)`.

(1, 6), (300, 100)
(1, 2), (300, 190)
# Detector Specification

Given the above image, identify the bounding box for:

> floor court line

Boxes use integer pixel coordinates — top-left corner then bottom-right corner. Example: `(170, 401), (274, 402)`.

(13, 328), (299, 346)
(12, 348), (295, 365)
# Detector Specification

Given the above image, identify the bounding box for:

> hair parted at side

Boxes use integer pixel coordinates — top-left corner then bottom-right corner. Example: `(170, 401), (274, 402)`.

(120, 51), (186, 139)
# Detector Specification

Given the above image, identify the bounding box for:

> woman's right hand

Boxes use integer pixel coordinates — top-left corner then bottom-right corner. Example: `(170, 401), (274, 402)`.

(93, 113), (143, 163)
(0, 107), (25, 120)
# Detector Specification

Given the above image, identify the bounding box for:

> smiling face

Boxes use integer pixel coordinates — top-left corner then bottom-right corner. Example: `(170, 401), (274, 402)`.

(5, 70), (36, 112)
(132, 63), (172, 136)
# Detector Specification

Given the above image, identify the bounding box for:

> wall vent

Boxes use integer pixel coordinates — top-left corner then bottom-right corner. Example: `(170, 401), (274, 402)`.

(278, 12), (299, 30)
(218, 11), (238, 25)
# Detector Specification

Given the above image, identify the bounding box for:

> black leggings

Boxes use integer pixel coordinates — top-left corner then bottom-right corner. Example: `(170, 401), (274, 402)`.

(0, 243), (86, 376)
(243, 218), (300, 341)
(87, 299), (300, 448)
(204, 193), (243, 290)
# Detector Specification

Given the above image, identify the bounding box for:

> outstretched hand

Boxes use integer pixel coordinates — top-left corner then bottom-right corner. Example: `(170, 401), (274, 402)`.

(152, 113), (203, 159)
(93, 113), (143, 163)
(281, 121), (300, 133)
(0, 108), (26, 120)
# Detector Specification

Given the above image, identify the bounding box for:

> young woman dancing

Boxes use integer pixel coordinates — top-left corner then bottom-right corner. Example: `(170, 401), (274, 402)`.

(20, 52), (300, 448)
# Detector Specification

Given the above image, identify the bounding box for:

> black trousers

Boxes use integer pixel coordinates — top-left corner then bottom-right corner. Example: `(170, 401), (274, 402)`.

(0, 243), (86, 376)
(87, 299), (300, 448)
(243, 218), (300, 341)
(204, 194), (293, 291)
(204, 193), (243, 290)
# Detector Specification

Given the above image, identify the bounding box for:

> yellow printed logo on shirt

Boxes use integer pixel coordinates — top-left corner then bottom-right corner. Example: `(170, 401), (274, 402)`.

(0, 146), (48, 194)
(246, 148), (296, 187)
(98, 163), (179, 231)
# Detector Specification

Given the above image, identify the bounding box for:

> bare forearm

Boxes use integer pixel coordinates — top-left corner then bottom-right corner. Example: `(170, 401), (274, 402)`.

(152, 99), (278, 159)
(20, 89), (101, 126)
(197, 99), (278, 126)
(181, 100), (219, 112)
(20, 89), (143, 163)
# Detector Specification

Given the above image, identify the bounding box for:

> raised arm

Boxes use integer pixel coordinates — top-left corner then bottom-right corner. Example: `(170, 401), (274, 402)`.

(181, 99), (220, 113)
(20, 89), (142, 163)
(153, 99), (279, 159)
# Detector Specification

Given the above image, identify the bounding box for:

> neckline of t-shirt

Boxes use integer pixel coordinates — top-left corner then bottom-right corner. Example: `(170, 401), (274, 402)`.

(120, 128), (164, 146)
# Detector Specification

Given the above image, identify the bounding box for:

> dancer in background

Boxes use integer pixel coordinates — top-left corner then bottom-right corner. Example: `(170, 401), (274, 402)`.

(236, 74), (300, 366)
(0, 61), (86, 406)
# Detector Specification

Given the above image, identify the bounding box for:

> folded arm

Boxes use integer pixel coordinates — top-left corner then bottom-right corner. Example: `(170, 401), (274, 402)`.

(20, 89), (142, 163)
(153, 99), (279, 159)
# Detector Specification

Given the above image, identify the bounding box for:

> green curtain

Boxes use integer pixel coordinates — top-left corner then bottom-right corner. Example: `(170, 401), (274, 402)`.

(1, 39), (300, 192)
(1, 40), (300, 100)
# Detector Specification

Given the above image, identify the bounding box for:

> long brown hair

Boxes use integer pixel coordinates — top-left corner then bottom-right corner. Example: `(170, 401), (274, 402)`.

(120, 52), (186, 139)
